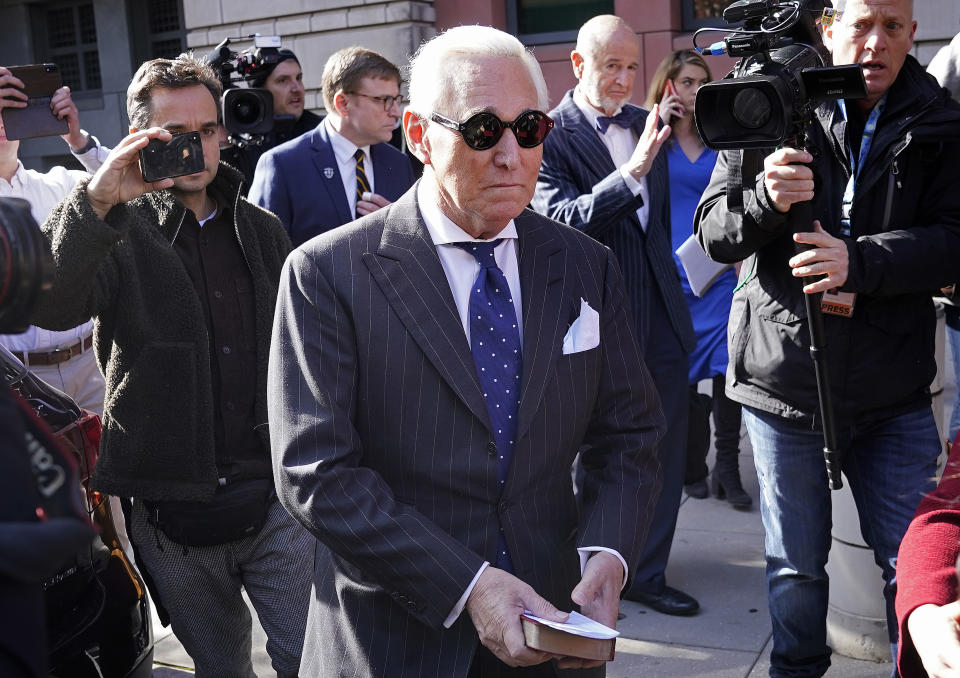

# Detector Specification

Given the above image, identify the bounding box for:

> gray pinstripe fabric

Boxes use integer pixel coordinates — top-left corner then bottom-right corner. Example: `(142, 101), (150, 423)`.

(268, 185), (665, 677)
(532, 90), (696, 355)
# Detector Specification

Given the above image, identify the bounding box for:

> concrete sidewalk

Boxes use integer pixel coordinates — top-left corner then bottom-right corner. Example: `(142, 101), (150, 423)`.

(150, 437), (892, 677)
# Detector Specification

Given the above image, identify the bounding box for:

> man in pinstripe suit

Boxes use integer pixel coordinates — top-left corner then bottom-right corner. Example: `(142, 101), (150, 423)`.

(268, 25), (665, 677)
(531, 15), (698, 616)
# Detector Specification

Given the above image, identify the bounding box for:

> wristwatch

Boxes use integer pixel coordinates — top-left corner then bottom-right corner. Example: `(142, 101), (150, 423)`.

(71, 133), (98, 155)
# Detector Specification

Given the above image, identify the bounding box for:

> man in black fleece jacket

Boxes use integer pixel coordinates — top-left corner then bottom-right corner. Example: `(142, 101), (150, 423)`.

(31, 53), (312, 677)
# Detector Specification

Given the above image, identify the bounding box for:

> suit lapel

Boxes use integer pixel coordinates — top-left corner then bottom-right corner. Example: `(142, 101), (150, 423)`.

(555, 94), (618, 180)
(514, 210), (567, 442)
(363, 188), (490, 428)
(311, 125), (354, 226)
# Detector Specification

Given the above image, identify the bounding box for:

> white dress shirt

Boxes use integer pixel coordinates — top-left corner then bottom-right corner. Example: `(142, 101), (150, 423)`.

(415, 182), (628, 627)
(0, 161), (94, 351)
(573, 87), (650, 232)
(325, 118), (375, 217)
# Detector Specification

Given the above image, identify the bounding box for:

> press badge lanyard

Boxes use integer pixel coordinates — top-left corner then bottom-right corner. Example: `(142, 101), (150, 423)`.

(818, 96), (886, 318)
(838, 94), (886, 237)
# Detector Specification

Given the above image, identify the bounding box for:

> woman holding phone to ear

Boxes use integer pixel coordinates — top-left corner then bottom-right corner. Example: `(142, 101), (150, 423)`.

(645, 50), (751, 509)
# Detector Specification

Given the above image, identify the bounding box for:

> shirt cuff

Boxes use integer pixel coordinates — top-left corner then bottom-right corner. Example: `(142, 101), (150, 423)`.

(619, 165), (645, 199)
(443, 561), (489, 628)
(578, 546), (629, 590)
(71, 131), (107, 173)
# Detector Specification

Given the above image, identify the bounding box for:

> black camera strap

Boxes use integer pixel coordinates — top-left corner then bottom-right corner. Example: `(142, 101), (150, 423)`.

(726, 149), (745, 215)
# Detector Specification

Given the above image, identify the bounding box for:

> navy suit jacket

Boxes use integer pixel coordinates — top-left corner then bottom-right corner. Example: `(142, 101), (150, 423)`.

(268, 184), (665, 677)
(249, 122), (415, 246)
(532, 90), (695, 355)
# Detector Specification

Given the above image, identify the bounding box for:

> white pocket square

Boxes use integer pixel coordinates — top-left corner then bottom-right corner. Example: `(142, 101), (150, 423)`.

(562, 298), (600, 355)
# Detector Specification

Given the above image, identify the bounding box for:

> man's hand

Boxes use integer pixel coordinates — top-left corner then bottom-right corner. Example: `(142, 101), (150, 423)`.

(789, 221), (848, 294)
(356, 191), (391, 217)
(51, 86), (87, 150)
(763, 147), (814, 213)
(0, 66), (27, 115)
(465, 566), (567, 667)
(86, 127), (174, 220)
(626, 103), (671, 181)
(556, 551), (623, 670)
(906, 602), (960, 677)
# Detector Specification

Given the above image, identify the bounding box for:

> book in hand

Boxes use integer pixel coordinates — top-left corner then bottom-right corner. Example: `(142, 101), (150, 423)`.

(520, 610), (618, 662)
(675, 233), (732, 297)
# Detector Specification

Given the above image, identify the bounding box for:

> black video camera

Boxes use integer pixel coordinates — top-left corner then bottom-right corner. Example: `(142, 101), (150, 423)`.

(694, 0), (866, 150)
(206, 34), (287, 145)
(0, 198), (53, 334)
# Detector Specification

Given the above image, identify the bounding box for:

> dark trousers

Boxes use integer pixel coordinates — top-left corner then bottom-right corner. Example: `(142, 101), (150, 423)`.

(627, 294), (689, 596)
(684, 374), (742, 485)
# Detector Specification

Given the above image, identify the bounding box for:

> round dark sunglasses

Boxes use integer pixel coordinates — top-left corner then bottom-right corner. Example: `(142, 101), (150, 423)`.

(429, 110), (555, 150)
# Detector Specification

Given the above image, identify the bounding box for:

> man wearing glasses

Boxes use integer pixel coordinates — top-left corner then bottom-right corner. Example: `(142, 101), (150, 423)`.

(532, 14), (699, 618)
(268, 25), (664, 677)
(250, 46), (414, 246)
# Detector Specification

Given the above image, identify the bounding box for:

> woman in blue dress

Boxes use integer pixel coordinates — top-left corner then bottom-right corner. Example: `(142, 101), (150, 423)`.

(645, 50), (751, 509)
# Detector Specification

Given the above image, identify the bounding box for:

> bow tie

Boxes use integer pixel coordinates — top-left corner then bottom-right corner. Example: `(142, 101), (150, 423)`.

(596, 108), (639, 134)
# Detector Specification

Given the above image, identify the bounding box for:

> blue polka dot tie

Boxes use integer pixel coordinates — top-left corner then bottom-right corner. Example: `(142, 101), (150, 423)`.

(454, 239), (521, 572)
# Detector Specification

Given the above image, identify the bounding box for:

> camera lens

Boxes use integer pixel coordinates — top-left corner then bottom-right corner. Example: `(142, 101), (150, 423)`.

(231, 92), (264, 126)
(731, 87), (772, 130)
(0, 198), (53, 334)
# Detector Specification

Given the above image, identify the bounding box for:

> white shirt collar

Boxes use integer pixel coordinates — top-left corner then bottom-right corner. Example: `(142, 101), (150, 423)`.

(573, 87), (624, 128)
(416, 180), (518, 245)
(0, 160), (27, 189)
(324, 117), (371, 165)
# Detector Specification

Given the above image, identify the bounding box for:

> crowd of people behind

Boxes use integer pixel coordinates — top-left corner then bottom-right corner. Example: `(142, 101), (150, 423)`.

(3, 0), (960, 676)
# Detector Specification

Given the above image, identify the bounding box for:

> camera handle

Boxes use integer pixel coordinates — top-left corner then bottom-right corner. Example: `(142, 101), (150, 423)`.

(787, 133), (843, 491)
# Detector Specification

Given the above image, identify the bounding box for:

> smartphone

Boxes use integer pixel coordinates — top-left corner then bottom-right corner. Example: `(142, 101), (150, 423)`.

(138, 131), (205, 182)
(0, 64), (69, 141)
(663, 79), (676, 100)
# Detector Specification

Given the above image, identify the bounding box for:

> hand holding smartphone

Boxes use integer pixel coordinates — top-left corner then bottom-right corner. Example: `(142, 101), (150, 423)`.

(138, 131), (205, 182)
(0, 64), (69, 140)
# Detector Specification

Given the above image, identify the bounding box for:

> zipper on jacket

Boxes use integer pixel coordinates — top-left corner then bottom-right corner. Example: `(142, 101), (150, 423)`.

(881, 137), (910, 231)
(170, 210), (186, 245)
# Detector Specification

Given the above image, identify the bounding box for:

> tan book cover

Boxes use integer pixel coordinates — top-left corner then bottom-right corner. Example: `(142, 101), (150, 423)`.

(520, 612), (617, 662)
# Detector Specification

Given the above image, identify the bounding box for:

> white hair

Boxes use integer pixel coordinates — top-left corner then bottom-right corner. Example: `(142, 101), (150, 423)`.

(407, 25), (549, 116)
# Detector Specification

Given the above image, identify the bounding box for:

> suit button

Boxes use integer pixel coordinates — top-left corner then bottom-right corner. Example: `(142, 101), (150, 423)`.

(486, 442), (497, 457)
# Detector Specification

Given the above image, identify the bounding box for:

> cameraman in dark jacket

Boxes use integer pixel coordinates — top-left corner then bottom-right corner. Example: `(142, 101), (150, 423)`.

(695, 1), (960, 676)
(30, 54), (312, 677)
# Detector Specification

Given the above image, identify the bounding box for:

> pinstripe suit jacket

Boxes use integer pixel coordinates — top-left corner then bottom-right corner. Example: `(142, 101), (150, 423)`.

(532, 90), (696, 355)
(268, 184), (664, 677)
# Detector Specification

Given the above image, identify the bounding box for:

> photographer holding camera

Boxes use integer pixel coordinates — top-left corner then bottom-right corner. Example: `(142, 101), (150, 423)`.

(219, 46), (323, 190)
(28, 53), (312, 676)
(695, 1), (960, 675)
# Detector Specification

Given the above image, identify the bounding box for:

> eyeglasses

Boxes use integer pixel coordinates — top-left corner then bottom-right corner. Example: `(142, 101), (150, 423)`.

(348, 92), (405, 111)
(429, 110), (555, 151)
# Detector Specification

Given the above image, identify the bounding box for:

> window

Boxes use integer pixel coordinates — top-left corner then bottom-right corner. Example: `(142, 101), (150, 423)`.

(508, 0), (615, 45)
(32, 2), (102, 92)
(683, 0), (727, 31)
(128, 0), (186, 68)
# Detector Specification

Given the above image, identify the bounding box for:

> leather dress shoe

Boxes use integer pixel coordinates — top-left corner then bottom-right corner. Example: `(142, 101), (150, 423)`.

(624, 585), (700, 616)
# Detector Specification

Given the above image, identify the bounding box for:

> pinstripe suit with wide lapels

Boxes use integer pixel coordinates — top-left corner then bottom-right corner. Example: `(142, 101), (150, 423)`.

(532, 90), (696, 602)
(268, 183), (665, 677)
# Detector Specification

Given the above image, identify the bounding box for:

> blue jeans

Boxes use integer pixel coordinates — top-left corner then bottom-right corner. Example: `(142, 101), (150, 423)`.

(742, 405), (940, 678)
(945, 304), (960, 442)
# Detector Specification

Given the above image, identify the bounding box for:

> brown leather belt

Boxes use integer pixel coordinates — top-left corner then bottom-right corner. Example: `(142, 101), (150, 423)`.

(12, 334), (94, 366)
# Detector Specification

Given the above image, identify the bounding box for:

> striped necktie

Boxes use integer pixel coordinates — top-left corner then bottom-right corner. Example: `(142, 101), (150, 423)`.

(354, 148), (369, 218)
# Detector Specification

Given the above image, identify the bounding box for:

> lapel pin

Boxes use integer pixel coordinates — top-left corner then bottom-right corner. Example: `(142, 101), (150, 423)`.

(323, 167), (335, 179)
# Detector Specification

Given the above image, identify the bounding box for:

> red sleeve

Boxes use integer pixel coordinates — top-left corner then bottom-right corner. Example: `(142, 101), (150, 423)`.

(896, 440), (960, 677)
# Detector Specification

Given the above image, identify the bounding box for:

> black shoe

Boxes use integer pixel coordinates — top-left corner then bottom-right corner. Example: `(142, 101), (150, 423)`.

(623, 585), (700, 616)
(684, 478), (709, 499)
(712, 470), (753, 510)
